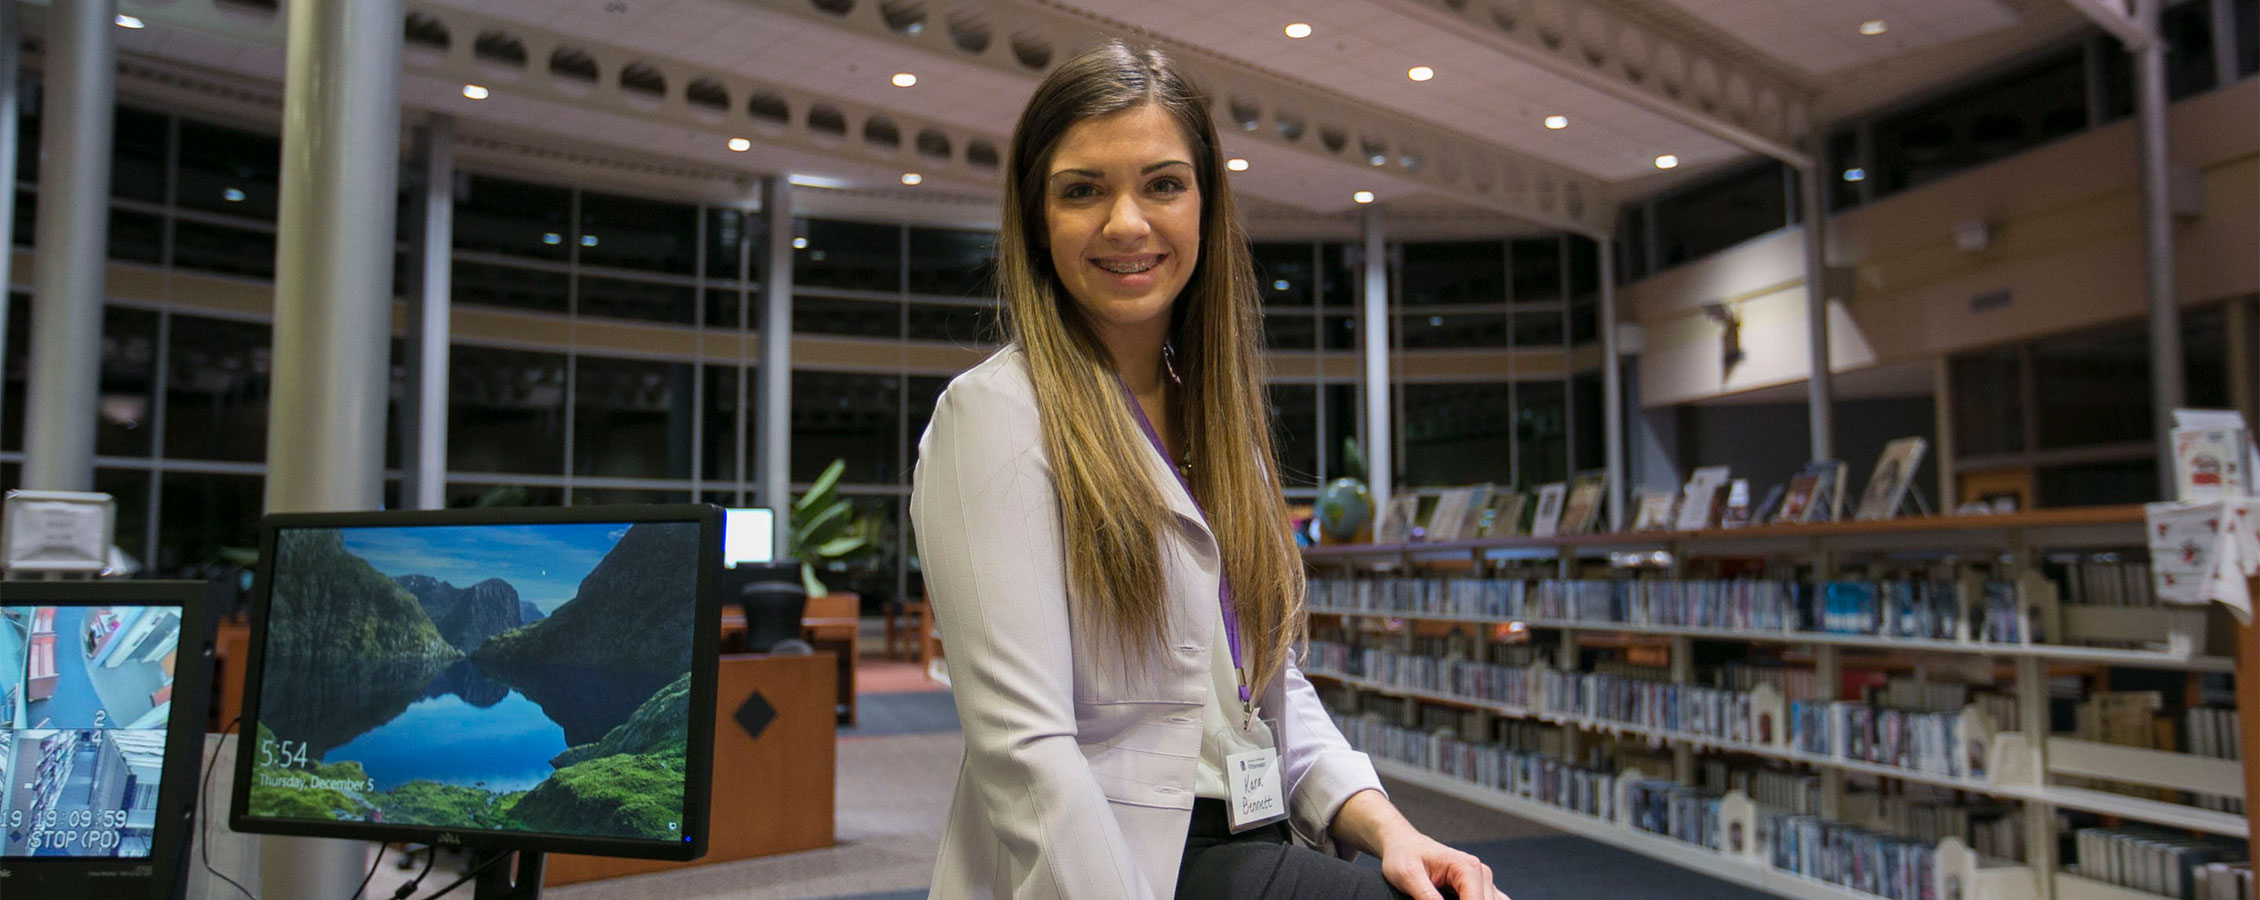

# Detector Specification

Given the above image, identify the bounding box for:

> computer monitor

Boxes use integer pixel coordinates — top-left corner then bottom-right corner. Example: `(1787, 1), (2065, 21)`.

(0, 580), (212, 900)
(229, 505), (720, 867)
(721, 508), (774, 567)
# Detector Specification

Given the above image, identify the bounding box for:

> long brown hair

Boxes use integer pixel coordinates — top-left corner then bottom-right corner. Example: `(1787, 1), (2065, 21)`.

(996, 41), (1304, 693)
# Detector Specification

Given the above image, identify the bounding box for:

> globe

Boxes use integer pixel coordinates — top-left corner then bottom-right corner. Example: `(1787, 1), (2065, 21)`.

(1314, 478), (1373, 543)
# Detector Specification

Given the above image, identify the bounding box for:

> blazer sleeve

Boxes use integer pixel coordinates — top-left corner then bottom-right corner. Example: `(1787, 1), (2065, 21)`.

(1278, 644), (1386, 860)
(912, 375), (1156, 900)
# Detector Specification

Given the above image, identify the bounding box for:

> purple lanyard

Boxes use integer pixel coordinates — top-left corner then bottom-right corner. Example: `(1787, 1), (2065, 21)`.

(1117, 376), (1251, 704)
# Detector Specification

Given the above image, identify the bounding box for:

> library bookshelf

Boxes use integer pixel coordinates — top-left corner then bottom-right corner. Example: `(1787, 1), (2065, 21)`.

(1301, 506), (2260, 900)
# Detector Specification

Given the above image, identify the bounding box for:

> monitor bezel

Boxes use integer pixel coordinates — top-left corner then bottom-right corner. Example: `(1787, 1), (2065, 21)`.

(0, 579), (212, 899)
(229, 504), (720, 862)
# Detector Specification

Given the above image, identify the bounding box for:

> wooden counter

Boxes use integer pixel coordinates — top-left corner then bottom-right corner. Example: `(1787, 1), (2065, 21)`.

(542, 651), (837, 886)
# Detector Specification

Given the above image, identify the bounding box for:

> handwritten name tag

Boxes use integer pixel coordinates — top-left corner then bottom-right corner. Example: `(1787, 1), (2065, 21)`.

(1226, 748), (1287, 832)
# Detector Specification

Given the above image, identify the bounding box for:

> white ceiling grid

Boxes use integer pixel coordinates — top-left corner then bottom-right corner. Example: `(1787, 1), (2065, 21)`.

(1653, 0), (2025, 76)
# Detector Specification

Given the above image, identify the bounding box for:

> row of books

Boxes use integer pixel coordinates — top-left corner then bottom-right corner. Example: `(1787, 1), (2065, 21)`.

(1723, 662), (1826, 703)
(1536, 669), (1757, 744)
(2186, 706), (2246, 814)
(1858, 791), (2022, 861)
(2058, 556), (2160, 607)
(1763, 812), (1940, 900)
(1626, 779), (1730, 851)
(2075, 827), (2248, 900)
(1329, 713), (1618, 820)
(1788, 700), (1980, 778)
(1307, 641), (1538, 709)
(1308, 576), (2036, 644)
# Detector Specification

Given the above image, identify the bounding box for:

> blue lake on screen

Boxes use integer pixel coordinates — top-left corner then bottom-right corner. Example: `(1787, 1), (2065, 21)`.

(325, 687), (567, 793)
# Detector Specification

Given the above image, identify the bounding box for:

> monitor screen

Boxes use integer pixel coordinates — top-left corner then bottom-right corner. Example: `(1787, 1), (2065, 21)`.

(0, 580), (209, 899)
(231, 506), (718, 860)
(721, 508), (774, 567)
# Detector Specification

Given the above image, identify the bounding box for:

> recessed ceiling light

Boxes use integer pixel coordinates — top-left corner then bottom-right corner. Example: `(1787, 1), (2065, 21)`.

(727, 137), (752, 152)
(580, 234), (599, 247)
(1352, 190), (1375, 204)
(891, 72), (917, 88)
(1407, 66), (1435, 82)
(792, 237), (810, 249)
(1654, 154), (1679, 169)
(1859, 19), (1887, 36)
(1273, 279), (1291, 291)
(901, 173), (923, 185)
(1842, 167), (1867, 182)
(542, 232), (562, 245)
(222, 188), (245, 202)
(462, 84), (490, 100)
(115, 14), (145, 29)
(1544, 115), (1569, 130)
(1226, 158), (1250, 172)
(1284, 22), (1313, 39)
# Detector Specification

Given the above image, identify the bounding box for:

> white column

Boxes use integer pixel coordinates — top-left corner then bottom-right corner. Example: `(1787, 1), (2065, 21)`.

(1798, 165), (1834, 462)
(21, 0), (115, 491)
(0, 0), (18, 445)
(757, 179), (794, 558)
(402, 116), (454, 510)
(1599, 237), (1625, 531)
(1360, 205), (1391, 514)
(260, 0), (403, 893)
(2132, 0), (2183, 496)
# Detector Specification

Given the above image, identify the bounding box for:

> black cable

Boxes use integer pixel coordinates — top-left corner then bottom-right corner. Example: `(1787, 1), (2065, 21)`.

(346, 839), (387, 900)
(389, 843), (436, 899)
(201, 717), (260, 900)
(408, 848), (516, 900)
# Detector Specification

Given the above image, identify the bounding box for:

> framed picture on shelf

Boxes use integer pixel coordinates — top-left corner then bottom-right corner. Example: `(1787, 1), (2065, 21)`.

(1777, 474), (1819, 524)
(1479, 492), (1527, 538)
(1528, 483), (1568, 537)
(1373, 492), (1420, 544)
(1675, 466), (1732, 531)
(1812, 459), (1848, 522)
(1560, 472), (1606, 535)
(1719, 479), (1754, 528)
(1751, 482), (1787, 525)
(1855, 437), (1929, 520)
(1426, 487), (1475, 542)
(1631, 490), (1676, 532)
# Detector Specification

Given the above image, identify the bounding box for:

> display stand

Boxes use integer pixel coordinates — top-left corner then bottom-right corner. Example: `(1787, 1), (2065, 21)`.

(470, 848), (545, 900)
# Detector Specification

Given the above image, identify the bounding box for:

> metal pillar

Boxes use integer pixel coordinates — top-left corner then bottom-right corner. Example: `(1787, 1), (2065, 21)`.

(2133, 0), (2184, 496)
(1798, 165), (1835, 462)
(402, 116), (454, 510)
(1360, 205), (1391, 514)
(21, 0), (115, 491)
(260, 0), (403, 892)
(757, 178), (794, 558)
(1599, 237), (1626, 531)
(0, 0), (18, 447)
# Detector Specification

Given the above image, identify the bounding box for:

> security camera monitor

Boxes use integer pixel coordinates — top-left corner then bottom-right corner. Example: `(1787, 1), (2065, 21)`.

(230, 505), (720, 862)
(0, 580), (212, 900)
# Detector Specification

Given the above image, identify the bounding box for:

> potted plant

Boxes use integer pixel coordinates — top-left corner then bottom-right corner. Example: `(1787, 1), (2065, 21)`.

(791, 458), (879, 598)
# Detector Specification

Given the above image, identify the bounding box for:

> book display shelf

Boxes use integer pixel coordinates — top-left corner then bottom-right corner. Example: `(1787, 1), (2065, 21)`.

(1302, 506), (2260, 900)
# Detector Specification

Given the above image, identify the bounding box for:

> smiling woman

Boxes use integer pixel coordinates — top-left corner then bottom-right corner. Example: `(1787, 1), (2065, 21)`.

(911, 40), (1511, 900)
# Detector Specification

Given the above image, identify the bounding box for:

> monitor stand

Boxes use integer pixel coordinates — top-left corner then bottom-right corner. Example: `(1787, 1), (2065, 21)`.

(468, 848), (545, 900)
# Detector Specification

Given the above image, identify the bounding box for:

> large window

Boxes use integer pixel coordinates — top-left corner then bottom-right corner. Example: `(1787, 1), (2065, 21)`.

(572, 355), (695, 479)
(163, 315), (271, 463)
(448, 345), (568, 476)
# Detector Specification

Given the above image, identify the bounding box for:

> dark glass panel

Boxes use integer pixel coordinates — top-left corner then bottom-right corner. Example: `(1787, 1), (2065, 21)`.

(1402, 382), (1511, 486)
(797, 219), (901, 292)
(906, 376), (948, 479)
(1509, 237), (1562, 306)
(2037, 458), (2159, 507)
(12, 190), (31, 246)
(2185, 304), (2230, 410)
(2162, 0), (2219, 99)
(1320, 244), (1357, 308)
(907, 227), (997, 298)
(701, 364), (746, 482)
(1263, 312), (1316, 351)
(1268, 383), (1318, 488)
(454, 175), (571, 262)
(1512, 310), (1565, 348)
(1573, 372), (1604, 472)
(792, 369), (899, 484)
(113, 107), (167, 203)
(577, 191), (697, 274)
(444, 483), (565, 509)
(705, 207), (748, 280)
(176, 119), (280, 219)
(1, 293), (23, 450)
(574, 488), (692, 505)
(1570, 301), (1598, 344)
(1951, 348), (2024, 457)
(794, 295), (900, 339)
(1568, 236), (1601, 301)
(157, 473), (263, 572)
(1871, 49), (2086, 197)
(171, 220), (275, 278)
(1399, 241), (1503, 307)
(1323, 314), (1358, 351)
(99, 306), (159, 457)
(1396, 312), (1506, 349)
(454, 259), (568, 314)
(906, 301), (997, 345)
(1252, 242), (1316, 307)
(448, 345), (567, 474)
(1323, 383), (1360, 481)
(572, 355), (695, 479)
(163, 315), (270, 462)
(577, 274), (696, 324)
(95, 468), (150, 565)
(109, 208), (163, 263)
(2032, 327), (2150, 450)
(704, 288), (744, 330)
(1515, 380), (1568, 489)
(1652, 161), (1789, 267)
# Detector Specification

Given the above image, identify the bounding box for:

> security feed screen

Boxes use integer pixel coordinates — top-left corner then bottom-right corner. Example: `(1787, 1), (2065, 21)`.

(0, 604), (186, 857)
(245, 521), (703, 846)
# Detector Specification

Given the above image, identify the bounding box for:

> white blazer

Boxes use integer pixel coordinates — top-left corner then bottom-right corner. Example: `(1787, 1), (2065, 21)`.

(912, 347), (1385, 900)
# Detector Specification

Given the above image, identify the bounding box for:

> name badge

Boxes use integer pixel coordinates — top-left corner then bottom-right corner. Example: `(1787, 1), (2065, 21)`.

(1225, 748), (1288, 832)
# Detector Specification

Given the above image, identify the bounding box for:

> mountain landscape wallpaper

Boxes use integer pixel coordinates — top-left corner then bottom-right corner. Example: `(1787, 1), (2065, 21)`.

(247, 521), (702, 845)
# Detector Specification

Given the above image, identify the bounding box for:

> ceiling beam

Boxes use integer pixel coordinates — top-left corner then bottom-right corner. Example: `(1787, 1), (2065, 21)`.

(1371, 0), (1815, 168)
(739, 0), (1617, 235)
(2060, 0), (2155, 48)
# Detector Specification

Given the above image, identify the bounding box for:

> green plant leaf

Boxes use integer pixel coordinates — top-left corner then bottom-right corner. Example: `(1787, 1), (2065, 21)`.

(1341, 437), (1367, 482)
(793, 459), (847, 520)
(810, 535), (868, 558)
(794, 500), (853, 547)
(800, 561), (827, 598)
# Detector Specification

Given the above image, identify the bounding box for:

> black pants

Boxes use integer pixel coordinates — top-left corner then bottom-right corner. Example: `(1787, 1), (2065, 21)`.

(1175, 798), (1413, 900)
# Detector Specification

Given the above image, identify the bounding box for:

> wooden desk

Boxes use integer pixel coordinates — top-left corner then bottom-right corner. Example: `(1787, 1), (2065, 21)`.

(213, 621), (249, 731)
(545, 652), (837, 886)
(720, 598), (859, 726)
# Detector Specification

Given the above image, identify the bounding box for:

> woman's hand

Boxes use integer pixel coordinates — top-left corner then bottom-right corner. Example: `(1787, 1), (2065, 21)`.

(1331, 789), (1509, 900)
